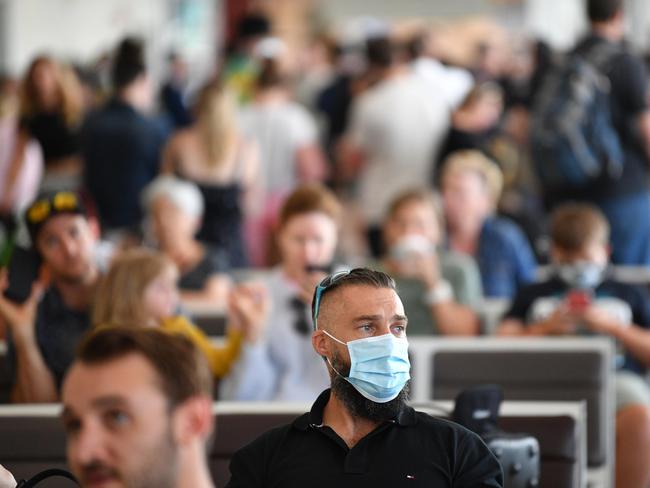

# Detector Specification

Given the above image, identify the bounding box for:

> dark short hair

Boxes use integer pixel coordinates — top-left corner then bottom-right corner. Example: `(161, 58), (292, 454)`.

(112, 37), (146, 91)
(366, 37), (394, 68)
(587, 0), (623, 22)
(75, 327), (213, 409)
(311, 268), (396, 324)
(237, 13), (270, 41)
(550, 203), (610, 252)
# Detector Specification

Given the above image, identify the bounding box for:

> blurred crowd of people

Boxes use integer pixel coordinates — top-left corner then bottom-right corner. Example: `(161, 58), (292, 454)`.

(2, 0), (650, 486)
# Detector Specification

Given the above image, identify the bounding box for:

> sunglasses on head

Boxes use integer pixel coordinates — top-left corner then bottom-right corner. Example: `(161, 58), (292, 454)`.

(26, 192), (80, 225)
(311, 269), (351, 327)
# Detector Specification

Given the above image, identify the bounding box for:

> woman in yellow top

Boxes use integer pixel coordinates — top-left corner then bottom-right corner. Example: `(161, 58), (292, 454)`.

(92, 248), (261, 378)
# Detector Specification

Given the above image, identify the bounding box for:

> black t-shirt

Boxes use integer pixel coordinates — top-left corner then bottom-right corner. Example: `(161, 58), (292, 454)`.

(82, 99), (164, 230)
(551, 35), (650, 203)
(21, 111), (80, 163)
(7, 285), (91, 390)
(226, 389), (503, 488)
(504, 276), (650, 374)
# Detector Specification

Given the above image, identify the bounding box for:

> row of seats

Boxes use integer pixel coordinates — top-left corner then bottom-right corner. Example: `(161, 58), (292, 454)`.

(0, 336), (615, 486)
(0, 400), (586, 488)
(411, 337), (615, 488)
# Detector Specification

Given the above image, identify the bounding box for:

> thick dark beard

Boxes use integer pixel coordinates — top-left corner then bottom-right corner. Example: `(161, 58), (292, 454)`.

(329, 350), (410, 423)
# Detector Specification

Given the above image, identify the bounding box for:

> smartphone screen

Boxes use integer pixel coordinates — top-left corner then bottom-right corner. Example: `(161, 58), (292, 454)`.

(3, 246), (41, 304)
(565, 290), (592, 312)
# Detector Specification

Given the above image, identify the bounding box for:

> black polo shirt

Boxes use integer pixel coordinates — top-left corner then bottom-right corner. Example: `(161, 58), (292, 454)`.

(225, 389), (503, 488)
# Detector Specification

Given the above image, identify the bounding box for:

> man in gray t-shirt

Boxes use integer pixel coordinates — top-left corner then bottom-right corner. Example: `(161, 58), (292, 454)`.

(378, 189), (482, 336)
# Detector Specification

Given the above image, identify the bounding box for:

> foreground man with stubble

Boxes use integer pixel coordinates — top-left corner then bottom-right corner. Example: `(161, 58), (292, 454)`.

(62, 327), (216, 488)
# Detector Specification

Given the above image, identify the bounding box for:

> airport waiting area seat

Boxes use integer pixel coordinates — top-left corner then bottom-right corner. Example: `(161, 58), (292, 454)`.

(0, 400), (586, 488)
(407, 337), (615, 487)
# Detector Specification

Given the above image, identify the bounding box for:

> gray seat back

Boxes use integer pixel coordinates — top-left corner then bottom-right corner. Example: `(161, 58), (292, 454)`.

(0, 401), (585, 488)
(410, 337), (614, 469)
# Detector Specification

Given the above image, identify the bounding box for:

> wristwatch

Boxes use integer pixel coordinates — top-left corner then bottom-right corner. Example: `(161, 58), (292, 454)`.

(423, 279), (454, 305)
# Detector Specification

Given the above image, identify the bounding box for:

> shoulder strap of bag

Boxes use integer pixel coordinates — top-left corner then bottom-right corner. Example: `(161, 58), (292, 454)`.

(16, 469), (79, 487)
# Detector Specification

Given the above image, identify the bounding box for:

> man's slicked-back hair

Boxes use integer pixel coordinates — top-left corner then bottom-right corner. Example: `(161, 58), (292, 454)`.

(75, 327), (213, 409)
(587, 0), (623, 22)
(311, 268), (396, 325)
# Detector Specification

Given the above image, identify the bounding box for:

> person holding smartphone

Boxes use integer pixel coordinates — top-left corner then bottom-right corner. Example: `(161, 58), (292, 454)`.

(219, 184), (343, 402)
(497, 203), (650, 488)
(0, 191), (100, 403)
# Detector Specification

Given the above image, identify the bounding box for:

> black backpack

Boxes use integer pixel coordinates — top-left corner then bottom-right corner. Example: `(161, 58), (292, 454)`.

(453, 385), (540, 488)
(530, 42), (623, 192)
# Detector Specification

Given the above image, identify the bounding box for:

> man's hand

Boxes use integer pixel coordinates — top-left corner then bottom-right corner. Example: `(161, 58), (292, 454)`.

(0, 464), (16, 488)
(393, 251), (441, 289)
(534, 306), (579, 336)
(229, 283), (270, 343)
(0, 269), (43, 343)
(581, 305), (623, 335)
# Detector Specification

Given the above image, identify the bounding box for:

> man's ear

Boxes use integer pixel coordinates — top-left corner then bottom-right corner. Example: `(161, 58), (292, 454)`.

(312, 329), (331, 359)
(172, 396), (214, 446)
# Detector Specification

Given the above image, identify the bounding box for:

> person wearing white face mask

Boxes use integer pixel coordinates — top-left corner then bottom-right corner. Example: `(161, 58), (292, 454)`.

(378, 189), (482, 336)
(226, 268), (503, 488)
(497, 203), (650, 488)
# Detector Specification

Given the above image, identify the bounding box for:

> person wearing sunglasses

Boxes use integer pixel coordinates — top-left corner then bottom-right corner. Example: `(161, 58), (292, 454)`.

(219, 183), (343, 401)
(226, 268), (503, 487)
(0, 191), (100, 403)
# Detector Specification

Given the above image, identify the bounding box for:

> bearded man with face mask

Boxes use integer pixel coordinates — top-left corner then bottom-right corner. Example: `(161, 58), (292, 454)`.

(498, 203), (650, 488)
(226, 268), (503, 488)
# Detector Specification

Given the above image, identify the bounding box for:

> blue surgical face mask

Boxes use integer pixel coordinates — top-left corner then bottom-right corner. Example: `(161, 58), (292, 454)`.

(322, 330), (411, 403)
(556, 262), (606, 289)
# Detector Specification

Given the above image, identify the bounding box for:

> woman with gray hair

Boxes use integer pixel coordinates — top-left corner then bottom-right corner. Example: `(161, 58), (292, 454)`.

(142, 175), (231, 307)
